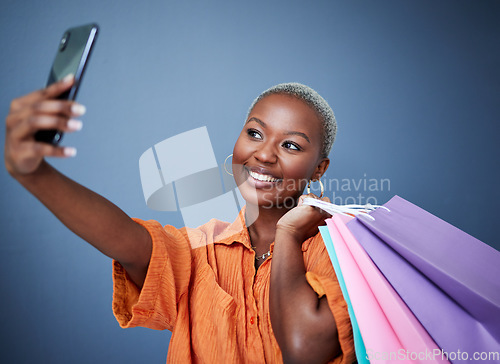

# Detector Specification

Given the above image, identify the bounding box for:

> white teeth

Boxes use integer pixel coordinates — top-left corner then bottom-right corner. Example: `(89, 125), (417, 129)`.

(249, 170), (280, 182)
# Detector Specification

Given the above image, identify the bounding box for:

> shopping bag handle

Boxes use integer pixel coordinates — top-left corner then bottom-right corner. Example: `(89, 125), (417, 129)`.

(303, 197), (389, 220)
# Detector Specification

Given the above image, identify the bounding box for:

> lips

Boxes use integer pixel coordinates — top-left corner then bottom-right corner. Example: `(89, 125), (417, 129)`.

(245, 166), (283, 184)
(248, 170), (281, 182)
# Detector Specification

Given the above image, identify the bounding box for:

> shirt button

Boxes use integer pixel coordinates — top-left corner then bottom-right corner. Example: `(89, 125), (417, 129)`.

(250, 316), (255, 325)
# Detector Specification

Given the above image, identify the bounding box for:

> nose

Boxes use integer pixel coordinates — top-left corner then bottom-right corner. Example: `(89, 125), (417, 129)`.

(253, 141), (278, 164)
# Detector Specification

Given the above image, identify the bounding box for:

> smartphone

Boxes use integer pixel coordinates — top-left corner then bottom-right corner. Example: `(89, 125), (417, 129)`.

(34, 23), (99, 144)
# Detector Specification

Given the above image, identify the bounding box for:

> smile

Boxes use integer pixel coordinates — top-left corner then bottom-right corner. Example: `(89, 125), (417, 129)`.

(248, 170), (282, 183)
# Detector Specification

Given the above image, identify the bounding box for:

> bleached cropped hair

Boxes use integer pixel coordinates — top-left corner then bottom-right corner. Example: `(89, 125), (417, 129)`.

(248, 82), (337, 158)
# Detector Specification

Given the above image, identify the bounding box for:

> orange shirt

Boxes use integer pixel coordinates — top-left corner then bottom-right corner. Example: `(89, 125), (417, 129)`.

(112, 208), (355, 363)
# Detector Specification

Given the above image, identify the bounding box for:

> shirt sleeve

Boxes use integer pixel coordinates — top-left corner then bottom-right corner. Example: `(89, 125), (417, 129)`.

(305, 234), (356, 364)
(112, 218), (192, 331)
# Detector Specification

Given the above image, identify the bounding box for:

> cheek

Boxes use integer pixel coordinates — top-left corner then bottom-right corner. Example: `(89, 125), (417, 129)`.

(279, 158), (317, 193)
(281, 158), (315, 180)
(231, 135), (250, 185)
(232, 133), (249, 163)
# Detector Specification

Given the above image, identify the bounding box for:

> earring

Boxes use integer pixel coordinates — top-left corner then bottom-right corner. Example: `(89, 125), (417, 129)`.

(307, 179), (324, 198)
(224, 154), (233, 176)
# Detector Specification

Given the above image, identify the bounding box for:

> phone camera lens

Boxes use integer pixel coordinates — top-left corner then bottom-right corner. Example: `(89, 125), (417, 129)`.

(59, 32), (70, 51)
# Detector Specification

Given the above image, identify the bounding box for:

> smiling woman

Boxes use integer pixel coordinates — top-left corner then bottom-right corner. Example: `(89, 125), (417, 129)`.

(4, 79), (355, 363)
(233, 90), (330, 210)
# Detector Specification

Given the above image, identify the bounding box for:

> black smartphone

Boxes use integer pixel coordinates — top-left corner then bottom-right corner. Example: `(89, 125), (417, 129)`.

(34, 23), (99, 144)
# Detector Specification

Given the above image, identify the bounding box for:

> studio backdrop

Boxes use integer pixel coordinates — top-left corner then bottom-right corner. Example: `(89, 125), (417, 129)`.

(0, 1), (499, 363)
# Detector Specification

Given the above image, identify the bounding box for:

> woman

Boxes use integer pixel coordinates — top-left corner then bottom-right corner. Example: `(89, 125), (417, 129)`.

(4, 77), (355, 363)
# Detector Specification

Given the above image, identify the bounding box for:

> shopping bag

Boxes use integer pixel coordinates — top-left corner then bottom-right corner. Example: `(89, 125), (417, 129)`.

(345, 195), (500, 362)
(322, 214), (448, 363)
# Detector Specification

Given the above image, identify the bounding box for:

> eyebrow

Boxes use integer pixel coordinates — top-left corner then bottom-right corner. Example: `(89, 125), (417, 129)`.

(246, 117), (311, 143)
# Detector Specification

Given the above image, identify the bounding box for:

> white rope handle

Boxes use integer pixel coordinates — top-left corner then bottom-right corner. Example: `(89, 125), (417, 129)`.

(302, 197), (389, 221)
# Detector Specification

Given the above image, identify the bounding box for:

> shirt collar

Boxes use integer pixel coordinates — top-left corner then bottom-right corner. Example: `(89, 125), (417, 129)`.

(214, 206), (252, 250)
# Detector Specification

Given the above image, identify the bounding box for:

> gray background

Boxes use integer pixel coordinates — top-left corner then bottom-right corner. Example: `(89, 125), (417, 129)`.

(1, 0), (499, 362)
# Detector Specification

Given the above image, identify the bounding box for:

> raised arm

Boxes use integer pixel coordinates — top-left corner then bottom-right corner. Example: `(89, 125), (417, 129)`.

(4, 76), (151, 288)
(270, 195), (341, 364)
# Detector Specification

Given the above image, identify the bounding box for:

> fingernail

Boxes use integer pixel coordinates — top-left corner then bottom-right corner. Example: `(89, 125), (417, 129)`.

(67, 119), (83, 131)
(64, 147), (77, 157)
(62, 74), (74, 83)
(71, 103), (86, 116)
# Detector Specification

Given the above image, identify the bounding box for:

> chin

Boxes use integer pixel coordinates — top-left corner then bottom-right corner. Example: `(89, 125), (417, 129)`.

(233, 163), (303, 209)
(238, 184), (300, 210)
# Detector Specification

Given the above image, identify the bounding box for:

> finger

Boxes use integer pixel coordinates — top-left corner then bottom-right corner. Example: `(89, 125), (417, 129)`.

(298, 193), (331, 217)
(10, 141), (76, 173)
(32, 99), (86, 118)
(301, 193), (320, 201)
(12, 115), (82, 140)
(297, 193), (317, 207)
(10, 74), (75, 111)
(33, 142), (77, 158)
(6, 100), (84, 133)
(300, 193), (318, 199)
(43, 74), (76, 100)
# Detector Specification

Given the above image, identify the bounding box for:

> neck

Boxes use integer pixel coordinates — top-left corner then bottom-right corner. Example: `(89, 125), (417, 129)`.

(245, 202), (295, 252)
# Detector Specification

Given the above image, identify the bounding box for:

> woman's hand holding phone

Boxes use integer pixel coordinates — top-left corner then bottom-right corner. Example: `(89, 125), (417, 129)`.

(4, 75), (152, 288)
(3, 23), (152, 288)
(4, 75), (85, 178)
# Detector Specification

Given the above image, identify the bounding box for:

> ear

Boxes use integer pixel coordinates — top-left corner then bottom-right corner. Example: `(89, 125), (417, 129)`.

(312, 158), (330, 181)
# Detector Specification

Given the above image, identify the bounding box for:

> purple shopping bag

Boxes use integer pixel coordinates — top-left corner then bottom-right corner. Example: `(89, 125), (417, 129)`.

(347, 195), (500, 363)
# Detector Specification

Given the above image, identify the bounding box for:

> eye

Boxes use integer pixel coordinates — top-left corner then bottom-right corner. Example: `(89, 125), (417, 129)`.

(282, 141), (301, 151)
(247, 128), (263, 140)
